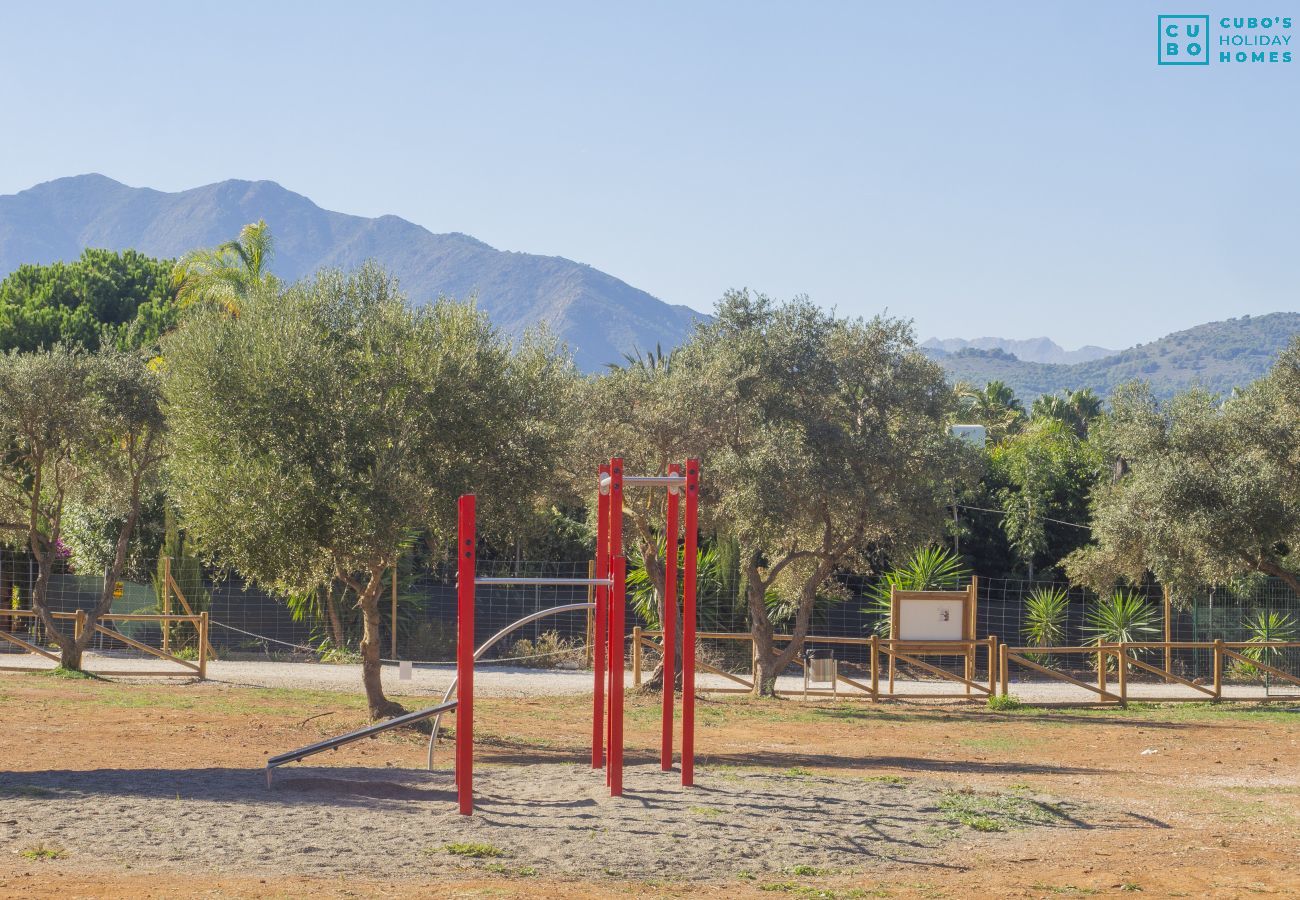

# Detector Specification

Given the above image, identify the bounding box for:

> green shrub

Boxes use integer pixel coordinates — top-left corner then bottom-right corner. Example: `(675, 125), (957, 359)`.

(987, 694), (1024, 712)
(1022, 586), (1069, 652)
(1084, 590), (1159, 669)
(1232, 611), (1297, 680)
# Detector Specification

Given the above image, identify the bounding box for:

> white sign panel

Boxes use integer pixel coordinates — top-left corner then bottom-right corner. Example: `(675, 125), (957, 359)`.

(897, 597), (965, 641)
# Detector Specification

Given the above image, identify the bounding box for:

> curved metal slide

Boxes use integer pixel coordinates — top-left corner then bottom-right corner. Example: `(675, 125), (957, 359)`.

(264, 601), (594, 787)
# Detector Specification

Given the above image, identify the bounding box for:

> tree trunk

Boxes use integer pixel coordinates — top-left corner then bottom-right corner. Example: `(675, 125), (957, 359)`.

(323, 582), (345, 646)
(746, 559), (780, 697)
(59, 495), (144, 671)
(357, 565), (406, 720)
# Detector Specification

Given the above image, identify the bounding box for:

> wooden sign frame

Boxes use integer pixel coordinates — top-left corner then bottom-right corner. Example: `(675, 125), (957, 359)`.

(890, 579), (978, 645)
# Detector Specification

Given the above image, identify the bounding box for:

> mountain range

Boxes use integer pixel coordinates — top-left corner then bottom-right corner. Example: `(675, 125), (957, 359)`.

(0, 175), (1294, 398)
(0, 174), (703, 371)
(924, 313), (1300, 401)
(921, 336), (1113, 365)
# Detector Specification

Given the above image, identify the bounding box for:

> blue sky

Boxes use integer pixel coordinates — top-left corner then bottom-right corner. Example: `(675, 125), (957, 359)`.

(0, 1), (1295, 348)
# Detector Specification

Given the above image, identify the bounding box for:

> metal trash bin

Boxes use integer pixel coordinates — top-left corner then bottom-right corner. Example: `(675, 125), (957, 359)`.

(803, 646), (837, 698)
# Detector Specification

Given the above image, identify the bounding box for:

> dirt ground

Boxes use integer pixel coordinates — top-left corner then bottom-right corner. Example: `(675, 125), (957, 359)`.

(1, 673), (1298, 898)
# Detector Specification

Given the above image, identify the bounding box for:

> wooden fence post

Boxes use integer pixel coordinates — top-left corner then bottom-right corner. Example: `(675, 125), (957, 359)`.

(74, 609), (86, 644)
(987, 635), (997, 696)
(1163, 586), (1173, 683)
(198, 612), (209, 680)
(1213, 638), (1223, 700)
(161, 557), (171, 655)
(869, 634), (879, 700)
(999, 642), (1009, 696)
(632, 626), (642, 687)
(1117, 644), (1128, 706)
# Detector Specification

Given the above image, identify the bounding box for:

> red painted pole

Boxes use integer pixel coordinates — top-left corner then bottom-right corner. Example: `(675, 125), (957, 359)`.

(681, 459), (699, 787)
(456, 494), (476, 815)
(661, 463), (680, 771)
(608, 457), (625, 796)
(593, 464), (609, 769)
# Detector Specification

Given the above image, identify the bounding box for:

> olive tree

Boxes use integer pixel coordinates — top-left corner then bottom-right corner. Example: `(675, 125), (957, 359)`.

(677, 291), (974, 695)
(1065, 374), (1300, 598)
(162, 263), (575, 718)
(0, 346), (164, 669)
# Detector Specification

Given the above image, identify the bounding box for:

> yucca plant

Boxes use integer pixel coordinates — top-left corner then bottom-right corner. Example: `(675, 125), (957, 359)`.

(864, 546), (971, 637)
(1022, 586), (1070, 662)
(1084, 590), (1160, 670)
(1234, 611), (1298, 683)
(626, 540), (721, 630)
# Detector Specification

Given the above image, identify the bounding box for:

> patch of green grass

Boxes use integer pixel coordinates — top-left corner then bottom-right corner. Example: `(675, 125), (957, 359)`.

(937, 788), (1069, 833)
(788, 864), (824, 876)
(19, 844), (65, 861)
(758, 885), (868, 899)
(483, 862), (537, 876)
(689, 805), (723, 818)
(42, 666), (95, 680)
(862, 774), (908, 786)
(784, 766), (815, 778)
(958, 735), (1024, 752)
(1119, 883), (1143, 892)
(987, 694), (1025, 711)
(435, 842), (505, 859)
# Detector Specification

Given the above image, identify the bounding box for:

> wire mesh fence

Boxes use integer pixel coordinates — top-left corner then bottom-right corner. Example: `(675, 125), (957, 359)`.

(1, 550), (1296, 690)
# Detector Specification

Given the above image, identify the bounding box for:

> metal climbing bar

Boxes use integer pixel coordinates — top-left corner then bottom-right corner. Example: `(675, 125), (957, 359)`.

(599, 473), (686, 493)
(473, 577), (614, 587)
(265, 700), (458, 787)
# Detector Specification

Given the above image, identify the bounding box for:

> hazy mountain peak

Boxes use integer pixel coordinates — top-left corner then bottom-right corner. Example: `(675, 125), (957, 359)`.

(0, 175), (704, 370)
(922, 335), (1114, 365)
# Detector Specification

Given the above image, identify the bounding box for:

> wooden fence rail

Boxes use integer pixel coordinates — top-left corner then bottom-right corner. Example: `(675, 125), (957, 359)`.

(628, 629), (1299, 705)
(0, 608), (208, 679)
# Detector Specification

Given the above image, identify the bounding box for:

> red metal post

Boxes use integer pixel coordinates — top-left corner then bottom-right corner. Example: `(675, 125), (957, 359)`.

(681, 458), (699, 787)
(593, 464), (610, 769)
(608, 458), (625, 796)
(661, 463), (680, 771)
(456, 494), (476, 815)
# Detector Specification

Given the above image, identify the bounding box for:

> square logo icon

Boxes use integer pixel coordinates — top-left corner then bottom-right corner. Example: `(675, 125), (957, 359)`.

(1159, 15), (1211, 64)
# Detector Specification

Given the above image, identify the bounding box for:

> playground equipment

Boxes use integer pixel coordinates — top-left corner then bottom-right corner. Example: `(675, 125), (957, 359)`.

(267, 457), (702, 817)
(265, 700), (457, 787)
(455, 456), (701, 812)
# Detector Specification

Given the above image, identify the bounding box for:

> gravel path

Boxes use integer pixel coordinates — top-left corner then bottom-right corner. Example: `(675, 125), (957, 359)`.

(3, 651), (1295, 704)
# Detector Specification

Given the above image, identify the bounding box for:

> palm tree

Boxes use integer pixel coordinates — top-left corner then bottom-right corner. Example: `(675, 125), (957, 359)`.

(607, 342), (674, 373)
(1031, 387), (1103, 438)
(958, 380), (1026, 442)
(173, 220), (277, 316)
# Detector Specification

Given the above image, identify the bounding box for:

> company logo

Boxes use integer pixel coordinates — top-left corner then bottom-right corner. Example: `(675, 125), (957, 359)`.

(1158, 15), (1294, 65)
(1159, 15), (1210, 64)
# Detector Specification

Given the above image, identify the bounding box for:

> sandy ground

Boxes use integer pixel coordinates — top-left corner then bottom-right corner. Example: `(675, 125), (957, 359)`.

(3, 650), (1295, 704)
(1, 673), (1299, 898)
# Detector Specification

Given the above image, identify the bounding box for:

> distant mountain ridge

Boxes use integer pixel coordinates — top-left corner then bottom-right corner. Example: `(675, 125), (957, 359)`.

(922, 335), (1113, 365)
(926, 313), (1300, 401)
(0, 174), (703, 371)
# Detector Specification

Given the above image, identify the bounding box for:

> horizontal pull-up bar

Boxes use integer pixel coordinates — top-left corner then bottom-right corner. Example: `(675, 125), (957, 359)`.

(599, 473), (686, 494)
(472, 576), (615, 587)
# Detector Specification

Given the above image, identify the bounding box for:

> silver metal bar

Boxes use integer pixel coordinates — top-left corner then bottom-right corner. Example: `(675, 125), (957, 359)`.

(266, 699), (458, 787)
(598, 473), (685, 494)
(473, 577), (613, 587)
(428, 601), (596, 769)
